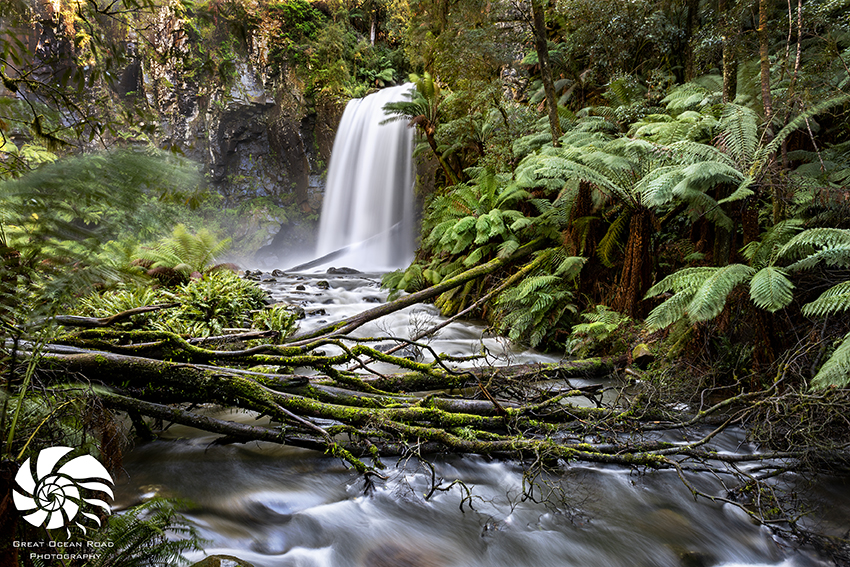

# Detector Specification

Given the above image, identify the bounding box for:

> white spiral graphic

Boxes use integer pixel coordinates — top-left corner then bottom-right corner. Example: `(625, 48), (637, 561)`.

(12, 446), (114, 534)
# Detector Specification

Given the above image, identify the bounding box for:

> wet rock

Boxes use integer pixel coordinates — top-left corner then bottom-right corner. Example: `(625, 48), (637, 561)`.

(309, 309), (328, 317)
(295, 284), (306, 291)
(190, 554), (256, 567)
(360, 543), (443, 567)
(316, 280), (330, 290)
(326, 266), (361, 275)
(632, 343), (655, 368)
(271, 269), (285, 277)
(363, 296), (382, 303)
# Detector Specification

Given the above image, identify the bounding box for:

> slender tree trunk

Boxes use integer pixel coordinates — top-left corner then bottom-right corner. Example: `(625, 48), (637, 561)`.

(684, 0), (700, 81)
(530, 0), (562, 147)
(719, 0), (738, 102)
(758, 0), (773, 121)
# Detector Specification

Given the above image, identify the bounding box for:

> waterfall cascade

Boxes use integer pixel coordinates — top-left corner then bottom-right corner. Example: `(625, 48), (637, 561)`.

(315, 84), (415, 270)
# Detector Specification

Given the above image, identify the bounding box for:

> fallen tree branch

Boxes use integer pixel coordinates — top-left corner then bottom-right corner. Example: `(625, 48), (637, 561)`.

(45, 303), (179, 328)
(284, 239), (542, 346)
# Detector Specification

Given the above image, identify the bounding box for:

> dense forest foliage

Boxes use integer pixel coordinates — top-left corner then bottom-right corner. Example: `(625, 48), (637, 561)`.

(2, 0), (850, 564)
(384, 0), (850, 393)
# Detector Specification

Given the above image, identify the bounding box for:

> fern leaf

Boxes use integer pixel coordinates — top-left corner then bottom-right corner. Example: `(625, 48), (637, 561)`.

(801, 281), (850, 317)
(645, 289), (698, 330)
(749, 266), (794, 312)
(497, 239), (521, 258)
(597, 210), (630, 267)
(811, 331), (850, 389)
(554, 255), (587, 278)
(645, 266), (720, 297)
(786, 244), (850, 272)
(685, 264), (755, 322)
(779, 228), (850, 261)
(718, 104), (759, 166)
(741, 219), (803, 268)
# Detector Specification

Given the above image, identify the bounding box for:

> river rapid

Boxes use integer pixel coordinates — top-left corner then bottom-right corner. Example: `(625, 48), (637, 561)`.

(113, 271), (847, 567)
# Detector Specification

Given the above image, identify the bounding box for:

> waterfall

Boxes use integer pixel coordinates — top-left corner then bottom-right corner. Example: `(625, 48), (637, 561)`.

(315, 84), (415, 270)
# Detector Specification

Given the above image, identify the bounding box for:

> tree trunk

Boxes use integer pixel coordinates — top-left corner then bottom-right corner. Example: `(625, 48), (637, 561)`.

(530, 0), (562, 147)
(758, 0), (773, 121)
(612, 208), (652, 318)
(684, 0), (700, 81)
(719, 0), (738, 102)
(425, 127), (460, 185)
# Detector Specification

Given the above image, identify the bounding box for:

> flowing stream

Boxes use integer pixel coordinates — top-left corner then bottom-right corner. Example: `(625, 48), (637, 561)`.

(112, 272), (847, 567)
(115, 87), (847, 567)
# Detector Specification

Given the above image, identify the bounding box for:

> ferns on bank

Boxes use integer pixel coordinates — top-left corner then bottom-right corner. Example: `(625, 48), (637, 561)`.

(138, 224), (231, 275)
(493, 249), (585, 347)
(83, 499), (205, 567)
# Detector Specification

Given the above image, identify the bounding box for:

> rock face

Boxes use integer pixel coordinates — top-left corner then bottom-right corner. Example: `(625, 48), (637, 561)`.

(138, 10), (343, 213)
(6, 1), (346, 263)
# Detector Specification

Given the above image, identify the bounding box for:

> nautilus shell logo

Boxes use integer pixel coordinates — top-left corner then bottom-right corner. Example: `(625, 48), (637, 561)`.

(12, 446), (114, 534)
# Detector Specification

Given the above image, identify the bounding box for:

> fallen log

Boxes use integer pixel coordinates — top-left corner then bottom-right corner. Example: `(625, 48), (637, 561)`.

(45, 303), (179, 328)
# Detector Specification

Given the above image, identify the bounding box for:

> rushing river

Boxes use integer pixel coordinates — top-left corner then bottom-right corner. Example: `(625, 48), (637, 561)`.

(113, 272), (846, 567)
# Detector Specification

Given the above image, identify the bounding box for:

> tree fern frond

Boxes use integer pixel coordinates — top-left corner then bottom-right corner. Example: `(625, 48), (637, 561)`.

(749, 266), (794, 312)
(786, 244), (850, 272)
(741, 219), (804, 268)
(497, 238), (521, 258)
(597, 210), (630, 267)
(673, 185), (733, 230)
(801, 281), (850, 317)
(474, 214), (492, 245)
(645, 288), (698, 330)
(645, 266), (721, 297)
(554, 255), (587, 278)
(779, 228), (850, 262)
(515, 274), (561, 300)
(686, 264), (755, 322)
(757, 94), (850, 173)
(668, 140), (734, 167)
(811, 331), (850, 389)
(718, 104), (759, 166)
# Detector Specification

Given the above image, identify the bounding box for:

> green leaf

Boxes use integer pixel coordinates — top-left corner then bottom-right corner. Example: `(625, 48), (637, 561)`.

(686, 264), (755, 322)
(811, 331), (850, 389)
(749, 266), (794, 312)
(801, 281), (850, 317)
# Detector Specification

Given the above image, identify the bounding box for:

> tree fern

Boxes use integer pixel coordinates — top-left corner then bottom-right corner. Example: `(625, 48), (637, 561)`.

(717, 104), (760, 167)
(686, 264), (756, 322)
(139, 225), (231, 275)
(779, 228), (850, 271)
(645, 265), (754, 330)
(741, 219), (803, 268)
(810, 332), (850, 389)
(82, 498), (205, 567)
(801, 281), (850, 318)
(749, 266), (794, 312)
(493, 249), (584, 347)
(597, 210), (630, 267)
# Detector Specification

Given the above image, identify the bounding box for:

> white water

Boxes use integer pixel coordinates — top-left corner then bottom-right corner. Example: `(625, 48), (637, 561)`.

(113, 274), (848, 567)
(315, 84), (416, 271)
